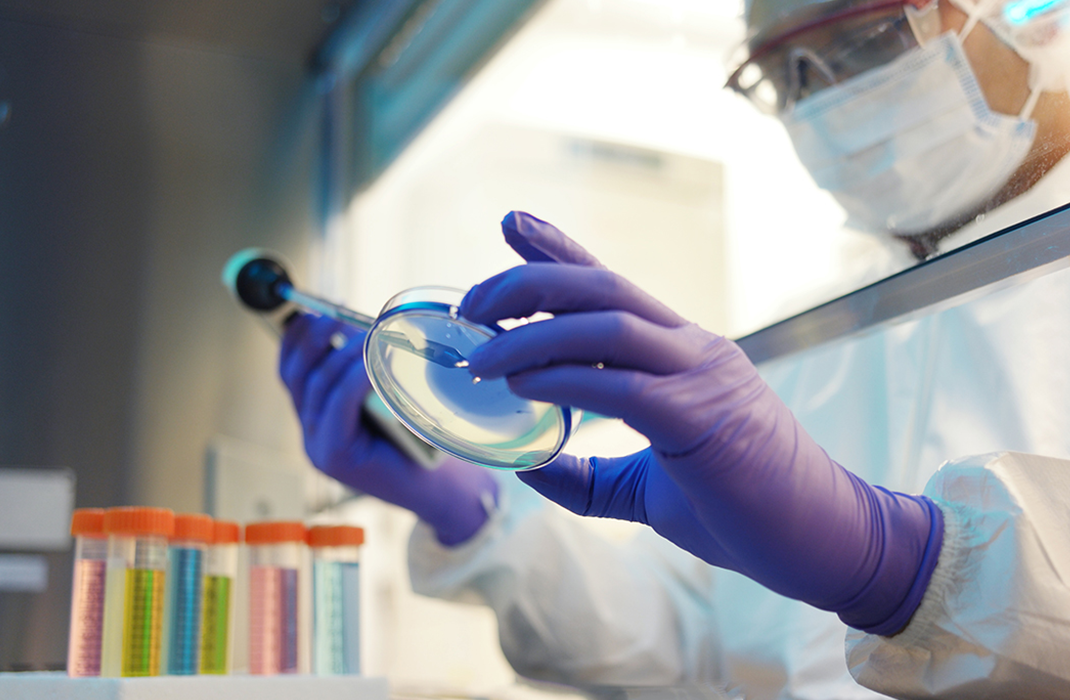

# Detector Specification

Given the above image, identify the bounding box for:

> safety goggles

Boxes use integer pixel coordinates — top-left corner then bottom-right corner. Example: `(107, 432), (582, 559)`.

(726, 0), (940, 114)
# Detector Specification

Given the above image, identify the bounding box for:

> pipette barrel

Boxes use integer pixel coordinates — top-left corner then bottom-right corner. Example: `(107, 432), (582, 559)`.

(246, 521), (306, 675)
(278, 284), (376, 330)
(68, 509), (107, 677)
(309, 526), (364, 675)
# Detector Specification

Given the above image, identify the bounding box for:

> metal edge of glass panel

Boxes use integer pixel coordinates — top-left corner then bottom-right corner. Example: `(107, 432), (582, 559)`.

(736, 202), (1070, 366)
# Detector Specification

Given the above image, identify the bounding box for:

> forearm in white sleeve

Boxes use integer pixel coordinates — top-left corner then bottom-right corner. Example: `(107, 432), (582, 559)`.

(408, 474), (722, 686)
(846, 451), (1070, 699)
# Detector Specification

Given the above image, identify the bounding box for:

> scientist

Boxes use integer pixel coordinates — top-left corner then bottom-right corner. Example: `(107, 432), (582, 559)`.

(279, 0), (1070, 696)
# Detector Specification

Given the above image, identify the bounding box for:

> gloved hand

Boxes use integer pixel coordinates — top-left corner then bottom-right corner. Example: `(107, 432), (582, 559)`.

(279, 314), (498, 546)
(461, 211), (945, 634)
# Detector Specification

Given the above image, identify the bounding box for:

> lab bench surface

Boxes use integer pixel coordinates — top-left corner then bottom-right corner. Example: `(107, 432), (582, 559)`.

(0, 672), (389, 699)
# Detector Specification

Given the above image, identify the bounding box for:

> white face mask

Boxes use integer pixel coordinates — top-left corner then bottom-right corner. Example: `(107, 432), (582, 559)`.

(779, 31), (1037, 238)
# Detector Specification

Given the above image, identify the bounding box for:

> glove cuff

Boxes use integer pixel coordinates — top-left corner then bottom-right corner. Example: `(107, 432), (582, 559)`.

(839, 494), (945, 636)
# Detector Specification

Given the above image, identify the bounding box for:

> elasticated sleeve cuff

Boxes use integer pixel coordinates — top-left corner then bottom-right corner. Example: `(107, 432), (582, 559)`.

(845, 452), (1070, 698)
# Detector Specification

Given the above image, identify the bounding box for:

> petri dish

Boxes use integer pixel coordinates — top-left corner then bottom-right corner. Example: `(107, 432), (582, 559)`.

(364, 287), (572, 470)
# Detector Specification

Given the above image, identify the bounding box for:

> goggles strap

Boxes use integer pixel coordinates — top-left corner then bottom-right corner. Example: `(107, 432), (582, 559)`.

(952, 0), (1043, 120)
(1019, 83), (1042, 119)
(957, 0), (997, 41)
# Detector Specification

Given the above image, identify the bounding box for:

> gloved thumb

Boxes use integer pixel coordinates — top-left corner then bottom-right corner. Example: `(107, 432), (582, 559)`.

(517, 451), (649, 524)
(516, 453), (594, 516)
(502, 211), (605, 268)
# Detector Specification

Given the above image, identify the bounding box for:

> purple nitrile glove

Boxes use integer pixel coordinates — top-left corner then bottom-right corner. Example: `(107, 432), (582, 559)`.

(279, 313), (498, 546)
(460, 211), (944, 634)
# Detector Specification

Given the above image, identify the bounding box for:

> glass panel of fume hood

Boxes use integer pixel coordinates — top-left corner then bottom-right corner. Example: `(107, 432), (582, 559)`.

(325, 0), (1070, 336)
(326, 0), (852, 339)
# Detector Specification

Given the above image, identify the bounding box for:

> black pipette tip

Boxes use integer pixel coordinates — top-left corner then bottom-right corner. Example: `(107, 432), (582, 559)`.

(222, 248), (292, 311)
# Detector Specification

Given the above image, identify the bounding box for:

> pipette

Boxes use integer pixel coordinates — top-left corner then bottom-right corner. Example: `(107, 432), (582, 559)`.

(223, 248), (573, 470)
(223, 249), (467, 369)
(222, 248), (445, 469)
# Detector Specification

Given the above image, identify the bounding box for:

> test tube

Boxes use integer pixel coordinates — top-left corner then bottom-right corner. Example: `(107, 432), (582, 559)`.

(68, 508), (107, 677)
(163, 513), (212, 675)
(309, 525), (364, 675)
(99, 507), (174, 677)
(245, 521), (306, 675)
(200, 519), (240, 674)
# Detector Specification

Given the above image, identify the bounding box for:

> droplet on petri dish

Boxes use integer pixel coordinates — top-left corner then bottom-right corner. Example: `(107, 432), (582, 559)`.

(594, 362), (605, 369)
(472, 376), (482, 385)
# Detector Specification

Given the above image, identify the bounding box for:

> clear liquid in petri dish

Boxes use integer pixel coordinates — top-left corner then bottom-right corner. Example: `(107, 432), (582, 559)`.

(365, 288), (570, 470)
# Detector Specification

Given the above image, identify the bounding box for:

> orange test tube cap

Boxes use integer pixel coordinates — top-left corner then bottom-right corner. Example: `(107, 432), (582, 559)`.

(173, 513), (213, 542)
(308, 525), (365, 548)
(244, 521), (307, 545)
(212, 520), (241, 545)
(103, 507), (175, 537)
(70, 508), (106, 538)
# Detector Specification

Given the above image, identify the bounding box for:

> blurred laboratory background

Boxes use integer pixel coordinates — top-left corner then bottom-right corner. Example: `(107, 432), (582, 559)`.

(0, 0), (871, 691)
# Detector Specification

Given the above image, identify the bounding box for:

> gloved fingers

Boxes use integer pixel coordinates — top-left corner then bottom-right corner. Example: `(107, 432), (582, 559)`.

(501, 211), (605, 268)
(312, 426), (405, 489)
(280, 314), (351, 412)
(467, 312), (709, 379)
(505, 366), (708, 455)
(299, 332), (369, 435)
(308, 348), (375, 448)
(461, 263), (687, 329)
(505, 364), (644, 423)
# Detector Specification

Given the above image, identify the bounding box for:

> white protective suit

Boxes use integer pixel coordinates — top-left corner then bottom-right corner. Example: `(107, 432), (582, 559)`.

(408, 156), (1070, 699)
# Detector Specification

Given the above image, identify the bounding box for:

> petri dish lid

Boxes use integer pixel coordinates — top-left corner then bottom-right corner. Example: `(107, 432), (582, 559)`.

(364, 286), (572, 470)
